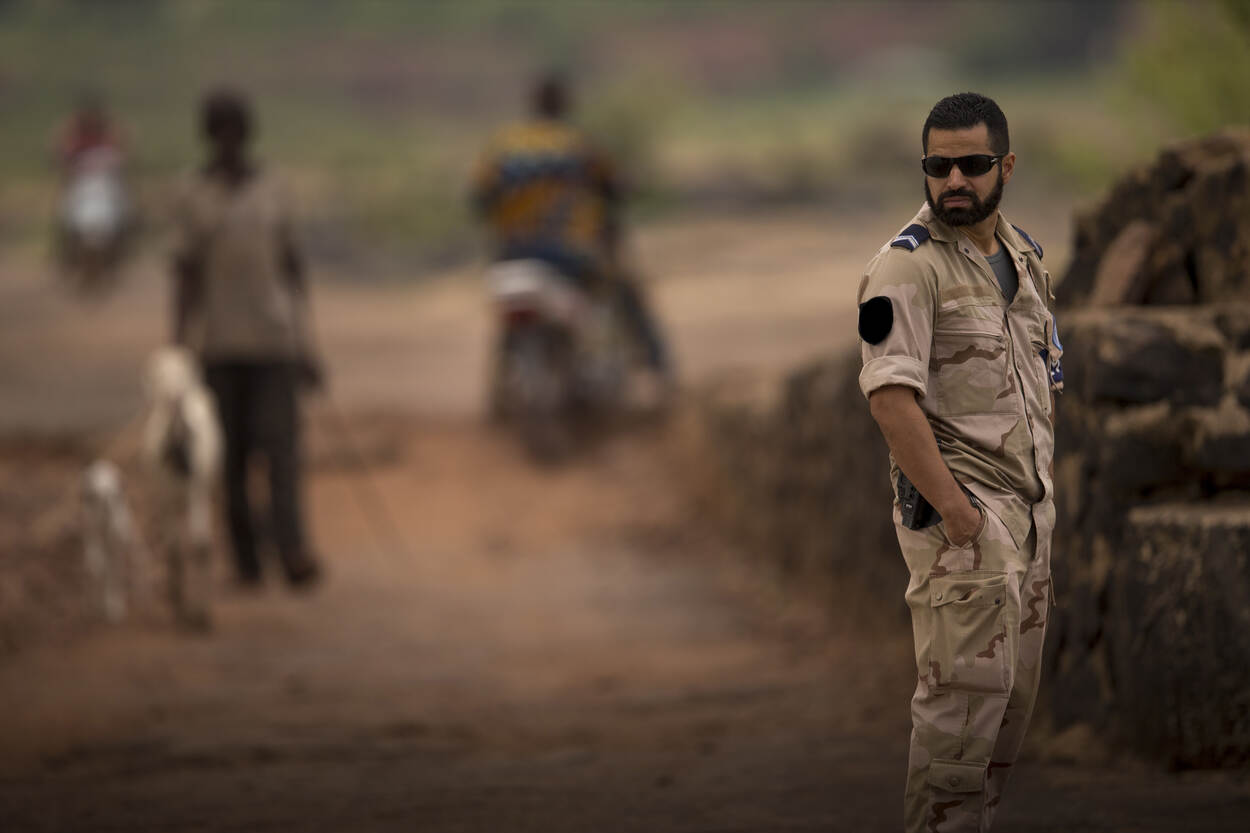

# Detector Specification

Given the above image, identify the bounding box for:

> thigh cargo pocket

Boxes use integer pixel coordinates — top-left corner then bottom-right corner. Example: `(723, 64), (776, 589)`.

(930, 571), (1011, 694)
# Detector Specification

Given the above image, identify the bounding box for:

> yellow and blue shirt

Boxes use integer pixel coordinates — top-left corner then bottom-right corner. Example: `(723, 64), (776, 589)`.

(471, 118), (619, 282)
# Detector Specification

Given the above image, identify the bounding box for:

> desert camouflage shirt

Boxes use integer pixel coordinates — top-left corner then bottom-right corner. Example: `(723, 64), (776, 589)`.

(857, 204), (1063, 548)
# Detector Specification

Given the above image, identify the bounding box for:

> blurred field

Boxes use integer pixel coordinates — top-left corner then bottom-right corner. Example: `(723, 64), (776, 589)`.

(4, 0), (1243, 269)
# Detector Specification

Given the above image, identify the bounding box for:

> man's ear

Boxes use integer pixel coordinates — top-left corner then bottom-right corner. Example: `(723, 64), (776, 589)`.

(1001, 151), (1016, 185)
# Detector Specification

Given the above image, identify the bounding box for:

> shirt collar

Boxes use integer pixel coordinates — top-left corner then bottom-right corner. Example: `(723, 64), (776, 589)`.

(994, 213), (1037, 258)
(914, 203), (958, 243)
(915, 202), (1030, 256)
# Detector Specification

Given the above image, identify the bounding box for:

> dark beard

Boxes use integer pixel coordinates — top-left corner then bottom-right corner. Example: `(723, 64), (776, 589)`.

(925, 169), (1004, 226)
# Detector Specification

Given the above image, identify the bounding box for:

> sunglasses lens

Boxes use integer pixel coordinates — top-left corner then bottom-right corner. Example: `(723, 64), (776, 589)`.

(922, 157), (953, 177)
(959, 155), (994, 176)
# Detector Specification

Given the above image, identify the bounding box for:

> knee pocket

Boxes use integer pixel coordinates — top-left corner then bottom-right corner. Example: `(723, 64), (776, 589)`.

(927, 757), (985, 794)
(929, 571), (1014, 694)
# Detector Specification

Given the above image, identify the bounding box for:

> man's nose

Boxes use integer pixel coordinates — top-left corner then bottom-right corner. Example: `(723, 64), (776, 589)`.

(946, 165), (969, 188)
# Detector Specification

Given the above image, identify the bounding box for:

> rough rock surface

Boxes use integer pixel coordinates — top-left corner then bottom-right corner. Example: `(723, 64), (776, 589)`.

(1044, 306), (1250, 766)
(1042, 132), (1250, 767)
(1059, 129), (1250, 307)
(1114, 504), (1250, 767)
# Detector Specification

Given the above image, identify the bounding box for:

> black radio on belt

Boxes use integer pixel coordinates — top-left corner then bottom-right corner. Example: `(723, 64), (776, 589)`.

(896, 472), (979, 530)
(897, 471), (940, 530)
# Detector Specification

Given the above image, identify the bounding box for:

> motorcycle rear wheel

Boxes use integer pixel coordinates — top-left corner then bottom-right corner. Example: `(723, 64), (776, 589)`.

(502, 324), (576, 463)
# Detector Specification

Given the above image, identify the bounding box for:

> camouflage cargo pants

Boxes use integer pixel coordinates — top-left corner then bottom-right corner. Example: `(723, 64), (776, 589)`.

(895, 495), (1052, 833)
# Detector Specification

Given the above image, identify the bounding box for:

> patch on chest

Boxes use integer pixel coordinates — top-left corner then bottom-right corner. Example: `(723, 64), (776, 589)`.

(858, 296), (894, 344)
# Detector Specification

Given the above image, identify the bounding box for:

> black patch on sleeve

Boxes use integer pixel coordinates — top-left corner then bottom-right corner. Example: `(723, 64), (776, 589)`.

(858, 296), (893, 344)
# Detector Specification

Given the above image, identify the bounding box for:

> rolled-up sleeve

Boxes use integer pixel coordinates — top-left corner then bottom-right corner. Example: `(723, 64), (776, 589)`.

(859, 354), (927, 399)
(856, 251), (936, 401)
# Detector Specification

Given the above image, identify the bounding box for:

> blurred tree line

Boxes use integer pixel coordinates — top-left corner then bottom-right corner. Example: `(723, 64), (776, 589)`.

(1119, 0), (1250, 134)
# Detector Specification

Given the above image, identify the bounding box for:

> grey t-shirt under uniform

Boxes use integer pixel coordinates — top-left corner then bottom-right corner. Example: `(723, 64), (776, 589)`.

(985, 241), (1018, 304)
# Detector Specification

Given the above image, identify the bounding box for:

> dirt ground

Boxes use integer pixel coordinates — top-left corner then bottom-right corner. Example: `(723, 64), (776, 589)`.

(2, 210), (1249, 832)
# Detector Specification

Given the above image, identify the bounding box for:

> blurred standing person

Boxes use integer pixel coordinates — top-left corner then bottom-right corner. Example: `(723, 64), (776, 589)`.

(171, 89), (322, 588)
(471, 73), (673, 396)
(857, 93), (1062, 832)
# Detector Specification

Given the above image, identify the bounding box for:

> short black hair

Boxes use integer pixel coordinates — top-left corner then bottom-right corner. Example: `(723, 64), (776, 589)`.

(532, 72), (569, 120)
(922, 92), (1009, 155)
(201, 88), (254, 143)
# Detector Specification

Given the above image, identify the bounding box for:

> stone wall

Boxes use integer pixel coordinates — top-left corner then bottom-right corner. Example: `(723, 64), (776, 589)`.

(1046, 306), (1250, 767)
(1058, 128), (1250, 307)
(1117, 504), (1250, 766)
(1043, 131), (1250, 766)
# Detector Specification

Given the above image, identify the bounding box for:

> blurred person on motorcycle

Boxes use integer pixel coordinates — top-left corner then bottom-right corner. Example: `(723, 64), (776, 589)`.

(471, 73), (674, 409)
(169, 88), (323, 590)
(53, 93), (134, 289)
(55, 93), (127, 175)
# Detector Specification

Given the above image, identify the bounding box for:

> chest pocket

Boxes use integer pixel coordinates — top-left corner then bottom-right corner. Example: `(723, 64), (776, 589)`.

(930, 304), (1013, 416)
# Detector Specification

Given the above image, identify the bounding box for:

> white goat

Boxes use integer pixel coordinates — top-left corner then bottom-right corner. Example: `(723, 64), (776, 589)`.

(81, 459), (136, 623)
(140, 346), (222, 630)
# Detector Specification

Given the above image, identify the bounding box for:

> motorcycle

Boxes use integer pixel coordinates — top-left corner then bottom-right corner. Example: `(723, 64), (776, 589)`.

(55, 147), (133, 294)
(486, 259), (630, 462)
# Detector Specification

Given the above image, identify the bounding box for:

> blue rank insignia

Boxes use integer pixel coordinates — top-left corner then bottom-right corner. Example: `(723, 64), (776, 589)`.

(889, 224), (930, 251)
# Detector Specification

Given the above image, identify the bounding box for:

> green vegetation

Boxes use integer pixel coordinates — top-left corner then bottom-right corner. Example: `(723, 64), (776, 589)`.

(1116, 0), (1250, 137)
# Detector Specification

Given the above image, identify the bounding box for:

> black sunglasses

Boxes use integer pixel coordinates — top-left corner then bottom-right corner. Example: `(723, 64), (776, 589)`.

(921, 154), (1004, 178)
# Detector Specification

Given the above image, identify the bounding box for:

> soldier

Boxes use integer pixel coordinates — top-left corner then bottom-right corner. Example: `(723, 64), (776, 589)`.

(171, 89), (323, 589)
(857, 92), (1063, 832)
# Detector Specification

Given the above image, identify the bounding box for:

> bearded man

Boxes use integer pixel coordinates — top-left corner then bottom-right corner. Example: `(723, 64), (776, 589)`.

(857, 92), (1064, 832)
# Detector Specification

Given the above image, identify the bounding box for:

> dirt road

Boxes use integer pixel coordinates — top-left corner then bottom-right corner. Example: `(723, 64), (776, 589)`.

(2, 212), (1248, 831)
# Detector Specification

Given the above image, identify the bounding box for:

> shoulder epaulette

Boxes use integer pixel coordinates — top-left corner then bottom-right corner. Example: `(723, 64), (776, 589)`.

(1012, 224), (1043, 260)
(889, 224), (930, 251)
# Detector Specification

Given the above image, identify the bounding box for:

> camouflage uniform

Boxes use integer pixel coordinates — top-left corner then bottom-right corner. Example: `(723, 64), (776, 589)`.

(857, 203), (1063, 832)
